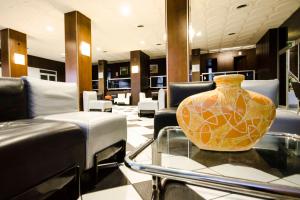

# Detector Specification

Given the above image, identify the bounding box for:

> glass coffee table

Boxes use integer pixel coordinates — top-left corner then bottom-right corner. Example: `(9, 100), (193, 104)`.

(125, 126), (300, 199)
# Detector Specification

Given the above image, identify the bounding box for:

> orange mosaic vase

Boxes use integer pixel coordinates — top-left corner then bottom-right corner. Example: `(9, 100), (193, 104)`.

(176, 74), (276, 152)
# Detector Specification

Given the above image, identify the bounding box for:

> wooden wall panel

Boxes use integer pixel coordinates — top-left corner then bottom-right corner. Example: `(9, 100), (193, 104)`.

(200, 49), (256, 74)
(1, 29), (27, 77)
(98, 60), (107, 96)
(166, 0), (189, 85)
(191, 49), (201, 81)
(130, 50), (150, 105)
(255, 29), (278, 80)
(65, 11), (92, 110)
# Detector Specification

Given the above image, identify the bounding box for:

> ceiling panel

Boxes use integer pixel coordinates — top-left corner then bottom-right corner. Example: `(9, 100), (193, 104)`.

(0, 0), (299, 63)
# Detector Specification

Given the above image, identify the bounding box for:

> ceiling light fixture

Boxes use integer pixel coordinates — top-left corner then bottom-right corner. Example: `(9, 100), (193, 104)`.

(236, 4), (248, 9)
(137, 25), (144, 28)
(120, 5), (131, 16)
(156, 43), (162, 46)
(228, 32), (236, 36)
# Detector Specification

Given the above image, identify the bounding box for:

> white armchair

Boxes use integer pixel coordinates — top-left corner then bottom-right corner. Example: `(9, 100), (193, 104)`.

(114, 93), (131, 105)
(138, 92), (158, 116)
(83, 91), (112, 112)
(139, 92), (153, 102)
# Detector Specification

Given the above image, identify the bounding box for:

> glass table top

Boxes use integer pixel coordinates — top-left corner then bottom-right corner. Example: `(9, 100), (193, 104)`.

(125, 126), (300, 199)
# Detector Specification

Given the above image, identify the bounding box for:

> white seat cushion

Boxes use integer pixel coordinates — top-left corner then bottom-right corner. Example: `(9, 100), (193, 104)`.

(38, 112), (127, 169)
(138, 101), (158, 111)
(89, 100), (112, 111)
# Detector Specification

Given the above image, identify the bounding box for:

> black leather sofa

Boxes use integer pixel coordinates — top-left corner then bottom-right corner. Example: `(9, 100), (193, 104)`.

(154, 82), (215, 138)
(0, 77), (86, 200)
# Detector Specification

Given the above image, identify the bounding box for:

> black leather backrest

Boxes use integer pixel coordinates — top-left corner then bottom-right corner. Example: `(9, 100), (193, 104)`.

(292, 82), (300, 99)
(0, 77), (28, 122)
(169, 82), (215, 107)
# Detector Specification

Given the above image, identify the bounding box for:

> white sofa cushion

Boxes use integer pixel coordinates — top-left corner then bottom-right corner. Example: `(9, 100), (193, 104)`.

(38, 111), (127, 169)
(22, 77), (78, 117)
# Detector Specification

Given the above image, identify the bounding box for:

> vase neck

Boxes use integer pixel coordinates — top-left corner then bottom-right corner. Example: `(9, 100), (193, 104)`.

(214, 74), (244, 89)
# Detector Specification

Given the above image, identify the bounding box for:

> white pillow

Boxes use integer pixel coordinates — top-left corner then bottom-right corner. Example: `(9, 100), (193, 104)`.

(22, 77), (79, 117)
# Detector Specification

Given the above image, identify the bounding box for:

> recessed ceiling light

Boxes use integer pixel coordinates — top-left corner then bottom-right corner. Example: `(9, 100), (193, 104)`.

(137, 25), (144, 28)
(120, 5), (131, 16)
(140, 41), (145, 45)
(46, 25), (54, 32)
(196, 31), (202, 37)
(228, 33), (236, 36)
(236, 4), (248, 9)
(156, 43), (162, 46)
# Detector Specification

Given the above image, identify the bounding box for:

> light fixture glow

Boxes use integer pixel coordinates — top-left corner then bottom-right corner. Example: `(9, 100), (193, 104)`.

(196, 31), (202, 37)
(80, 41), (90, 57)
(189, 26), (195, 41)
(238, 51), (242, 55)
(14, 53), (25, 65)
(120, 5), (131, 16)
(46, 25), (54, 32)
(163, 33), (167, 42)
(131, 65), (139, 73)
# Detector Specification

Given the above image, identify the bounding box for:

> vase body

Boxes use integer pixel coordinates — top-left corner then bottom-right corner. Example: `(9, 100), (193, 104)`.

(176, 75), (276, 151)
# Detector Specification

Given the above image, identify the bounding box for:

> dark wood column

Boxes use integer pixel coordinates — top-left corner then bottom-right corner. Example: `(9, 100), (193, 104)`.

(191, 49), (201, 81)
(166, 0), (190, 106)
(1, 29), (27, 77)
(98, 60), (107, 97)
(130, 50), (150, 105)
(65, 11), (92, 110)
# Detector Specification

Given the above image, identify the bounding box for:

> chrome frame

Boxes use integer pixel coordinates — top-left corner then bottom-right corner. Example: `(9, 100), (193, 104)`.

(124, 127), (300, 199)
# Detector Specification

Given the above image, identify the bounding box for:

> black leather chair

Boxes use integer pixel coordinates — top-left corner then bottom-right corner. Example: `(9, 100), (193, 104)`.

(292, 82), (300, 115)
(0, 77), (86, 200)
(154, 82), (215, 138)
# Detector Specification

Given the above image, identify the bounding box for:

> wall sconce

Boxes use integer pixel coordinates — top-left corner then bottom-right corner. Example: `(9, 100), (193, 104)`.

(14, 53), (25, 65)
(80, 41), (90, 57)
(238, 51), (242, 56)
(131, 65), (139, 73)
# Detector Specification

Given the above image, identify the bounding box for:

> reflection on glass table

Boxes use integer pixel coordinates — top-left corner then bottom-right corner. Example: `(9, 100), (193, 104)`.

(125, 126), (300, 199)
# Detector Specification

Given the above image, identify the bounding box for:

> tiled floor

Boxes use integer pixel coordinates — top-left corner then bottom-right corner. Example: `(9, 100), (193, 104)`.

(80, 105), (300, 200)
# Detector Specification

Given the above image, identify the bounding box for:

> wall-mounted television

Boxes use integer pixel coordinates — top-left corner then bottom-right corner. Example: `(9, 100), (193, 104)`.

(150, 76), (166, 88)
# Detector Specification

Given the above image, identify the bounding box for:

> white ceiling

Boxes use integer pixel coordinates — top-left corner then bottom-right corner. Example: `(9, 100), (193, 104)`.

(0, 0), (299, 63)
(191, 0), (300, 50)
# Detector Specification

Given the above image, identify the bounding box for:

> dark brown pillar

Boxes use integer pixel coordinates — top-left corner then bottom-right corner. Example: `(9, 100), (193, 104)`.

(65, 11), (92, 110)
(98, 60), (107, 97)
(166, 0), (190, 106)
(191, 49), (201, 81)
(1, 29), (27, 77)
(130, 50), (150, 105)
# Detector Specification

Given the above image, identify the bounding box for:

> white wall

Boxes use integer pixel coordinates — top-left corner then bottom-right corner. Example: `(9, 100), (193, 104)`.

(0, 67), (2, 77)
(28, 67), (41, 78)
